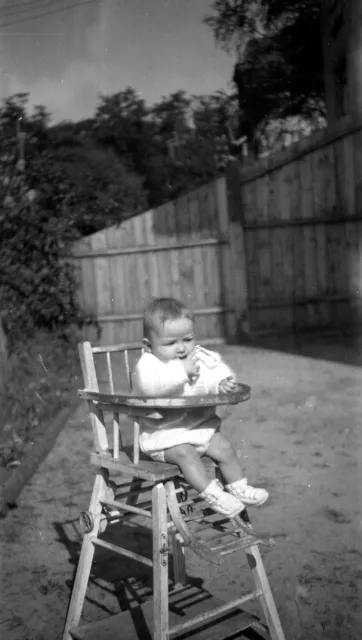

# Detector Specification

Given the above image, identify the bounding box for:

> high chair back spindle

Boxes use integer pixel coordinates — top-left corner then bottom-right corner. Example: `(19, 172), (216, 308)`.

(78, 341), (144, 464)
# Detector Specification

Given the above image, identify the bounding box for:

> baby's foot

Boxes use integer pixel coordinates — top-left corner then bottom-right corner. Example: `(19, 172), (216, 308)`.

(200, 479), (245, 517)
(225, 478), (269, 506)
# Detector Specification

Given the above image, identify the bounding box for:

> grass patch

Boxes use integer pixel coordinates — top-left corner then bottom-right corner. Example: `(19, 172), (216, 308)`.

(0, 328), (82, 471)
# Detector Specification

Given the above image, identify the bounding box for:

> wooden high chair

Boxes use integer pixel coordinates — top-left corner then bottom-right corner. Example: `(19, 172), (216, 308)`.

(62, 341), (285, 640)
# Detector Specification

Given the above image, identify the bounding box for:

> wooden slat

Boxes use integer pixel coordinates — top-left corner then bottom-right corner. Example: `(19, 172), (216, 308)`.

(70, 587), (259, 640)
(94, 307), (233, 323)
(90, 452), (181, 482)
(215, 177), (236, 338)
(243, 213), (362, 229)
(92, 342), (142, 353)
(226, 167), (250, 333)
(78, 343), (108, 452)
(283, 161), (298, 332)
(110, 252), (127, 341)
(312, 146), (329, 328)
(78, 258), (97, 316)
(169, 590), (262, 638)
(75, 236), (229, 258)
(353, 129), (362, 216)
(64, 470), (109, 640)
(143, 209), (160, 300)
(198, 182), (214, 238)
(91, 232), (113, 322)
(92, 538), (153, 567)
(152, 483), (169, 639)
(188, 186), (201, 237)
(168, 206), (182, 301)
(248, 293), (359, 309)
(294, 154), (311, 329)
(254, 173), (273, 331)
(175, 192), (190, 242)
(237, 113), (362, 186)
(317, 143), (342, 327)
(101, 497), (152, 519)
(335, 133), (355, 218)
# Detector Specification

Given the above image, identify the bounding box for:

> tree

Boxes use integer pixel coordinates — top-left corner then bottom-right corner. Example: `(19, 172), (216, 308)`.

(0, 93), (147, 342)
(94, 87), (152, 174)
(191, 91), (246, 168)
(34, 131), (147, 236)
(204, 1), (325, 154)
(92, 88), (227, 207)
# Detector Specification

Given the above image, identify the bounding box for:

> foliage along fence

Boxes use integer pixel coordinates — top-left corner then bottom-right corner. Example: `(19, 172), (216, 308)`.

(235, 114), (362, 335)
(72, 114), (362, 345)
(72, 178), (247, 345)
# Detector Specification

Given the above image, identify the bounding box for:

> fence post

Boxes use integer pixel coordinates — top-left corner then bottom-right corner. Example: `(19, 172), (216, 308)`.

(225, 163), (250, 337)
(0, 314), (9, 389)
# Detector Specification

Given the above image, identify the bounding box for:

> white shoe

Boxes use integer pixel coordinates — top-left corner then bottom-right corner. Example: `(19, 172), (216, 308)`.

(200, 479), (245, 517)
(225, 478), (269, 506)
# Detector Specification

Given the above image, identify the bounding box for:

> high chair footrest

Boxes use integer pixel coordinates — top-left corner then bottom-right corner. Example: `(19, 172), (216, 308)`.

(90, 451), (181, 481)
(69, 586), (262, 640)
(166, 481), (273, 565)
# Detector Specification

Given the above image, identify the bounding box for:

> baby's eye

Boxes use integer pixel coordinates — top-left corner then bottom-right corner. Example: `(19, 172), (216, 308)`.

(184, 337), (193, 342)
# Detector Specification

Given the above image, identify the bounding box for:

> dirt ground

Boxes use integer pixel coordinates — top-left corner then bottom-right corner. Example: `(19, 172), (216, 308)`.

(1, 333), (362, 640)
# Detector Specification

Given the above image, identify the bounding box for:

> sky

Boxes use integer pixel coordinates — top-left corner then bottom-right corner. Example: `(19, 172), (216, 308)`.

(0, 0), (235, 124)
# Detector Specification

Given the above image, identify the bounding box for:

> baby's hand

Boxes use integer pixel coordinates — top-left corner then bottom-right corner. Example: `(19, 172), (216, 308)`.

(218, 376), (237, 394)
(181, 354), (200, 378)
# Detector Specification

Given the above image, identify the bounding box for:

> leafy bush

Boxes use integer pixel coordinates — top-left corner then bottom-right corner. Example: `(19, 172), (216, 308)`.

(1, 197), (84, 345)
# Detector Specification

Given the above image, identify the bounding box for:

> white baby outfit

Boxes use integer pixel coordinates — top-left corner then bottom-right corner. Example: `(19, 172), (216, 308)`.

(133, 346), (234, 462)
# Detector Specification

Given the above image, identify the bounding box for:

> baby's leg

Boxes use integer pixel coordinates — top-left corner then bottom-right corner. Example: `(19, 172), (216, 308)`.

(164, 443), (245, 518)
(206, 432), (269, 506)
(164, 444), (211, 493)
(205, 432), (243, 484)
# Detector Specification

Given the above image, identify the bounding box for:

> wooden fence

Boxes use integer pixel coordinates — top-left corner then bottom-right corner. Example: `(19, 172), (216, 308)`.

(73, 114), (362, 345)
(72, 179), (246, 345)
(235, 114), (362, 334)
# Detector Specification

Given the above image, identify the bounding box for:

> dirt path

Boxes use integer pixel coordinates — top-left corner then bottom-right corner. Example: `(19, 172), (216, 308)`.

(1, 340), (362, 640)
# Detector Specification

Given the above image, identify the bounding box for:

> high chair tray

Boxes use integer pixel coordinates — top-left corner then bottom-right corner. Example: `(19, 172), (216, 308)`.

(78, 383), (250, 408)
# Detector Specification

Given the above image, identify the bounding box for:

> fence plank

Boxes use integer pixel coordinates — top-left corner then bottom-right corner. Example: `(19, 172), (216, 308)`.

(143, 210), (160, 300)
(175, 193), (189, 241)
(227, 167), (250, 334)
(255, 173), (274, 331)
(353, 130), (362, 217)
(215, 178), (235, 338)
(335, 134), (355, 219)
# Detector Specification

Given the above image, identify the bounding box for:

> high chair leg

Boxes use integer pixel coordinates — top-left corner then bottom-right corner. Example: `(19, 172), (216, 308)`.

(62, 469), (109, 640)
(245, 544), (285, 640)
(126, 477), (143, 507)
(171, 531), (186, 589)
(152, 483), (169, 640)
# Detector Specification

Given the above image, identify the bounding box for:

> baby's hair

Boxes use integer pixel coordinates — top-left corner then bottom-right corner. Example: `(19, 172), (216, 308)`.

(143, 297), (194, 339)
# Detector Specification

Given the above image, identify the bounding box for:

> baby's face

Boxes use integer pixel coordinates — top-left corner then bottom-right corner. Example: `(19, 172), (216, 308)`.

(148, 317), (195, 363)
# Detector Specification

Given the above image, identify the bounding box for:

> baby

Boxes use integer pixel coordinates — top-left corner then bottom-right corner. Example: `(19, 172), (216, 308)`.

(134, 297), (268, 518)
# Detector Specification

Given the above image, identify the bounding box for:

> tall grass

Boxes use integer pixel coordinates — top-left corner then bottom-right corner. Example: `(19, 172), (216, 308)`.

(0, 328), (81, 469)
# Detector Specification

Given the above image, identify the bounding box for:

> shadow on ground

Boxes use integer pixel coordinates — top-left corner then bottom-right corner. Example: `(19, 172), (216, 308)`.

(54, 514), (267, 639)
(237, 328), (362, 368)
